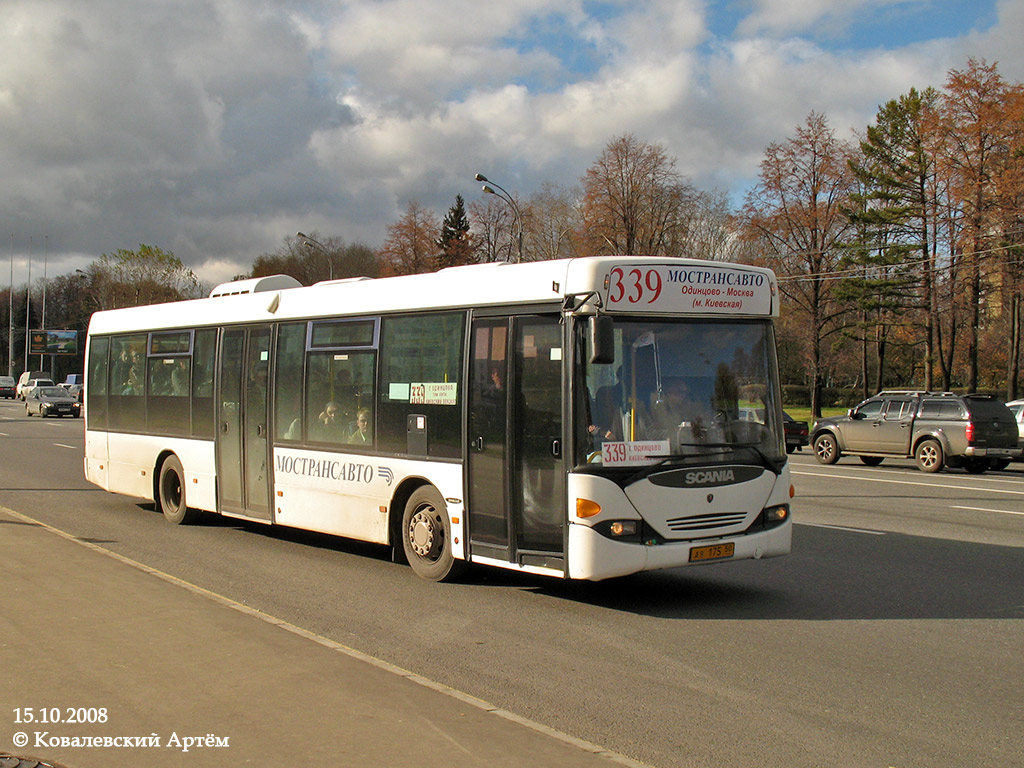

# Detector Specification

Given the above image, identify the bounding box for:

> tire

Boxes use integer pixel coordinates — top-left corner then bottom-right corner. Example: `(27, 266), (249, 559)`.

(401, 486), (465, 582)
(786, 444), (795, 454)
(915, 439), (944, 473)
(860, 456), (884, 466)
(157, 455), (198, 524)
(813, 433), (840, 464)
(989, 459), (1010, 471)
(963, 457), (988, 474)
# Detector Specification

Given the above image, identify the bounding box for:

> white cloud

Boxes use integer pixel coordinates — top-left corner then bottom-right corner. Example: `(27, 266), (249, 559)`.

(0, 0), (1018, 285)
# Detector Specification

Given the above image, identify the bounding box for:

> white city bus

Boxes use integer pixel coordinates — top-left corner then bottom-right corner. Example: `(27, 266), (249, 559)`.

(84, 257), (792, 581)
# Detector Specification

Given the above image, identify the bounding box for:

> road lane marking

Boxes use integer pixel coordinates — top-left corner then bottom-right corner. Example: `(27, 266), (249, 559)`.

(792, 469), (1024, 496)
(54, 443), (78, 450)
(951, 505), (1024, 517)
(799, 522), (886, 535)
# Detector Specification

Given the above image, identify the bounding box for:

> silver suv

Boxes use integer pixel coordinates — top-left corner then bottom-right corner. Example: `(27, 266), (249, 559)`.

(811, 391), (1021, 473)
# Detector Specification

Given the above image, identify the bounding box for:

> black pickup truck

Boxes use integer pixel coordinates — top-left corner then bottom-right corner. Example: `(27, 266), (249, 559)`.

(811, 391), (1021, 473)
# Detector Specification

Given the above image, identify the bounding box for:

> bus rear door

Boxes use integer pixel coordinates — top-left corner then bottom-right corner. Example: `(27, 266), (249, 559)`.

(216, 325), (273, 520)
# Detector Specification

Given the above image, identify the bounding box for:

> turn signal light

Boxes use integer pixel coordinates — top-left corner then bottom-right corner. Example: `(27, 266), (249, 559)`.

(576, 498), (602, 518)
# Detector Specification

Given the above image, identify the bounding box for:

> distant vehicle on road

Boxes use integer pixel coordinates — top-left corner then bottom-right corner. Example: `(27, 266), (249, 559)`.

(16, 370), (52, 399)
(0, 376), (16, 399)
(19, 377), (55, 400)
(783, 412), (809, 454)
(25, 385), (81, 418)
(1006, 399), (1024, 459)
(61, 373), (84, 401)
(812, 390), (1021, 473)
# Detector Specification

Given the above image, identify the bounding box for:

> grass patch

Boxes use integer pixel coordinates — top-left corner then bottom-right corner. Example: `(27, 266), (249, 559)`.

(783, 406), (848, 424)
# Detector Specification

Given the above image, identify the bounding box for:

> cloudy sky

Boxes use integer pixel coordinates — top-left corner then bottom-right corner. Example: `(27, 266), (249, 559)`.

(1, 0), (1019, 286)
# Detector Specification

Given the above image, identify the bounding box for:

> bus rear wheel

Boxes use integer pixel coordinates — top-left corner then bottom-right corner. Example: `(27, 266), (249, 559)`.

(402, 486), (465, 582)
(157, 455), (198, 525)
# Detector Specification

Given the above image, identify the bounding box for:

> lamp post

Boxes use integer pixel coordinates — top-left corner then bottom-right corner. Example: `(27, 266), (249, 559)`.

(296, 231), (332, 281)
(8, 234), (13, 376)
(474, 173), (523, 263)
(39, 235), (47, 370)
(23, 236), (32, 375)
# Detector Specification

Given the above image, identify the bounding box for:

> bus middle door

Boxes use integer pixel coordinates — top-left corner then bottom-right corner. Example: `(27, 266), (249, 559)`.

(467, 314), (565, 570)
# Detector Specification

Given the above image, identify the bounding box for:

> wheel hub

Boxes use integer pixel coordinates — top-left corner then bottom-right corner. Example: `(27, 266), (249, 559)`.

(409, 510), (436, 557)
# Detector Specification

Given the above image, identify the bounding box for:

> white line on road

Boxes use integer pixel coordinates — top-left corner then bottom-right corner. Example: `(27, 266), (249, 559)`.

(54, 443), (78, 450)
(799, 522), (887, 535)
(792, 469), (1024, 496)
(951, 505), (1024, 517)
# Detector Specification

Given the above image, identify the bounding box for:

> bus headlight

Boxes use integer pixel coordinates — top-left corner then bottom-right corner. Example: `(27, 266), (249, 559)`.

(764, 504), (789, 523)
(609, 521), (638, 537)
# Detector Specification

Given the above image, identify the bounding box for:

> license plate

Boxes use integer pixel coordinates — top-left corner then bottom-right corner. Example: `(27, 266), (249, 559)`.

(689, 542), (735, 562)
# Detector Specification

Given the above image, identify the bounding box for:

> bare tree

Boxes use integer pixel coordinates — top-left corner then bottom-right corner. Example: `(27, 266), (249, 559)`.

(581, 134), (699, 257)
(468, 197), (516, 263)
(523, 182), (581, 261)
(253, 233), (378, 284)
(377, 201), (440, 276)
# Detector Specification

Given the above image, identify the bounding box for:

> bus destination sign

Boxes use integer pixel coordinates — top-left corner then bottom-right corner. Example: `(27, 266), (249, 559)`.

(604, 264), (773, 315)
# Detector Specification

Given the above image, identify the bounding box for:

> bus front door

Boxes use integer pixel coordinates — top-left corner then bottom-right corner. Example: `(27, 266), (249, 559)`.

(467, 315), (565, 570)
(216, 325), (272, 520)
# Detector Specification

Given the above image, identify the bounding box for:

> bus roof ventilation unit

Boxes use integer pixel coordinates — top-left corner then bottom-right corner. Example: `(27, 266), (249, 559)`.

(209, 274), (303, 298)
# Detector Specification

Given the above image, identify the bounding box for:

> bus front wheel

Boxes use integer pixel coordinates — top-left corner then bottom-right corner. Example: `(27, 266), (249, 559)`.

(157, 455), (198, 525)
(401, 486), (465, 582)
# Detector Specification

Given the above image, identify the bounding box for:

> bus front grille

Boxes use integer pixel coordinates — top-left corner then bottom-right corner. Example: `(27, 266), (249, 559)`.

(665, 512), (747, 532)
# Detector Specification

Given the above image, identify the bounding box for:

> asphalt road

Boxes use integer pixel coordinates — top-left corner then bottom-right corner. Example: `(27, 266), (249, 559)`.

(2, 401), (1022, 768)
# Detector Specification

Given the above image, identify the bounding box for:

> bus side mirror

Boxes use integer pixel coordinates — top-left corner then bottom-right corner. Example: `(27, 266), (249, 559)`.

(589, 315), (614, 364)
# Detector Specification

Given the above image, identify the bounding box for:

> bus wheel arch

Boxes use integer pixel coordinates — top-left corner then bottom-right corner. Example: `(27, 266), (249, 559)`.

(398, 484), (466, 582)
(155, 452), (200, 525)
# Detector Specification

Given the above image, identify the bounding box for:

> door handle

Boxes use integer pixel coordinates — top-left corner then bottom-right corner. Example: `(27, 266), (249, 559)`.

(221, 422), (230, 434)
(471, 436), (484, 451)
(551, 439), (561, 458)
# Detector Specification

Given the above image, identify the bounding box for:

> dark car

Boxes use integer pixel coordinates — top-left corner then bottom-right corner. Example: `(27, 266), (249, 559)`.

(783, 411), (809, 453)
(25, 386), (81, 418)
(0, 376), (15, 399)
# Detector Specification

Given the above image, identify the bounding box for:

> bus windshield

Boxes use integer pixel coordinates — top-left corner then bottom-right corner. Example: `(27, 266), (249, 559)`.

(577, 317), (785, 468)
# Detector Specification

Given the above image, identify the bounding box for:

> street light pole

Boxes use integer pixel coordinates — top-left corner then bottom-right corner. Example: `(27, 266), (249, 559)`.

(39, 235), (47, 370)
(8, 234), (13, 377)
(296, 231), (332, 281)
(474, 173), (523, 263)
(24, 236), (32, 375)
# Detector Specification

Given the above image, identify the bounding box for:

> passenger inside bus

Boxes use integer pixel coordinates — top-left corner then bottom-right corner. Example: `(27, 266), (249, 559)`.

(347, 408), (372, 445)
(313, 400), (346, 442)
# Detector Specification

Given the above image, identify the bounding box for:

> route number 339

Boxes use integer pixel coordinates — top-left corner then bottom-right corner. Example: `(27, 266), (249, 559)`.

(607, 267), (663, 305)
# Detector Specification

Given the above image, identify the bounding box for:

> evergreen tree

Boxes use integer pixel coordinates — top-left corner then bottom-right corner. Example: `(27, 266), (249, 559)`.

(846, 88), (941, 389)
(437, 194), (473, 268)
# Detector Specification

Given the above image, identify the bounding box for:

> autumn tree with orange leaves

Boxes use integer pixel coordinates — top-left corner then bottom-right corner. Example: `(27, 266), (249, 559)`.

(742, 112), (858, 417)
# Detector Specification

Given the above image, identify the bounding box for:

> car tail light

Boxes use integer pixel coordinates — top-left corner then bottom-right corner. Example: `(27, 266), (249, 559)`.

(965, 420), (975, 442)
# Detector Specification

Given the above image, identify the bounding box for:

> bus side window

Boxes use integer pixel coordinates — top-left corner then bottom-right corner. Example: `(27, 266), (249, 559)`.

(274, 323), (306, 441)
(378, 313), (464, 458)
(191, 329), (216, 438)
(108, 334), (147, 431)
(87, 336), (110, 430)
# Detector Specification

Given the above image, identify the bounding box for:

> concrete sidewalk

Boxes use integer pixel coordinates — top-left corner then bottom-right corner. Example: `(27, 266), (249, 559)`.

(1, 507), (645, 768)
